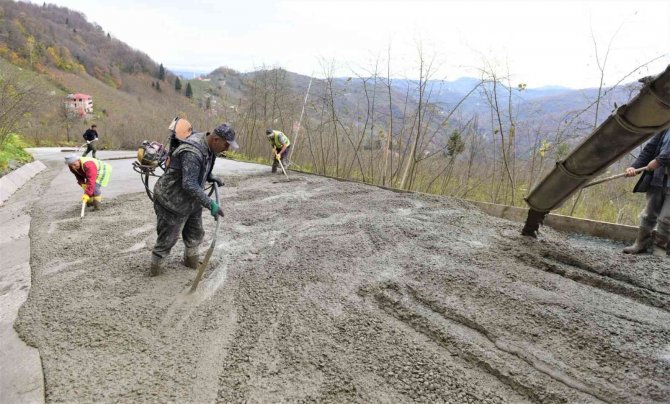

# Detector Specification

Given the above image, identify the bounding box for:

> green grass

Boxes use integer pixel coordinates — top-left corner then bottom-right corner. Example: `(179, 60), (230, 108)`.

(0, 134), (34, 175)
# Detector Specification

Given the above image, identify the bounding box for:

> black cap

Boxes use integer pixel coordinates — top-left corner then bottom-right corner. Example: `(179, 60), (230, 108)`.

(213, 123), (239, 150)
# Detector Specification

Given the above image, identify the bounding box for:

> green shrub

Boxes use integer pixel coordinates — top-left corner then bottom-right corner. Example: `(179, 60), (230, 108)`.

(0, 133), (33, 175)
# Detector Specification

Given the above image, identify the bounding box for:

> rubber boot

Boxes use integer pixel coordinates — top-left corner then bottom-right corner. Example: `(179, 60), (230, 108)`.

(150, 255), (163, 277)
(652, 231), (669, 257)
(622, 228), (652, 254)
(184, 247), (199, 269)
(91, 196), (102, 211)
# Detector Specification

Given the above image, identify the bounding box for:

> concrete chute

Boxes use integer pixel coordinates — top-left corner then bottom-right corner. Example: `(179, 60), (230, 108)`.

(522, 65), (670, 237)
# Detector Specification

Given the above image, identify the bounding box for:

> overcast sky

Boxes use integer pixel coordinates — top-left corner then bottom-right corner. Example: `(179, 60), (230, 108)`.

(30, 0), (670, 88)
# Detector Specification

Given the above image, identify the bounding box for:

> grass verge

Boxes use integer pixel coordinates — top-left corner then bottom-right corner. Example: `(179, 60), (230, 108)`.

(0, 134), (34, 176)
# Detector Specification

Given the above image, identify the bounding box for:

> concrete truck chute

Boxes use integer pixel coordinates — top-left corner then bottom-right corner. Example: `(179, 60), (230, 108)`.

(522, 64), (670, 237)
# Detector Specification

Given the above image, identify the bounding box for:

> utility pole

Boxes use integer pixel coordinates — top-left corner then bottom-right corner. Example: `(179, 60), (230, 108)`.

(288, 76), (313, 162)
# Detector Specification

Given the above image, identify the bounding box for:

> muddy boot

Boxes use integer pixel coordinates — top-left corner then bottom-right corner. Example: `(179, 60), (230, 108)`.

(622, 227), (652, 254)
(652, 231), (669, 257)
(91, 196), (102, 211)
(184, 247), (199, 269)
(150, 255), (163, 277)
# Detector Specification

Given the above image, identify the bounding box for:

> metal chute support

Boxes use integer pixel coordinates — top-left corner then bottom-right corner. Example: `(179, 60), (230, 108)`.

(522, 65), (670, 236)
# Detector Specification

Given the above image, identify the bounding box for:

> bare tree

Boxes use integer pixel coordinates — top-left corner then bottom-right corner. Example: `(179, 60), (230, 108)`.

(0, 71), (44, 145)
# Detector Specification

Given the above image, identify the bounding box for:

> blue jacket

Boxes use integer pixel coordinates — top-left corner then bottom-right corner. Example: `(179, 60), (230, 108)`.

(83, 129), (98, 141)
(632, 129), (670, 192)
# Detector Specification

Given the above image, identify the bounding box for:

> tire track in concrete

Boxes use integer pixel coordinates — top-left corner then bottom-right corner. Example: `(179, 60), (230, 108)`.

(513, 251), (670, 312)
(371, 283), (610, 403)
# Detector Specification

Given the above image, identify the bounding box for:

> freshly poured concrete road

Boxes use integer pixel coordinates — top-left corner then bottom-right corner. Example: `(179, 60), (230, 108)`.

(7, 148), (670, 403)
(1, 148), (268, 403)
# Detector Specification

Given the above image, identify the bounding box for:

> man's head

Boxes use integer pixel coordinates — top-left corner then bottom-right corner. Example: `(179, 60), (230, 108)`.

(209, 123), (239, 154)
(64, 154), (81, 169)
(266, 129), (273, 138)
(91, 124), (97, 129)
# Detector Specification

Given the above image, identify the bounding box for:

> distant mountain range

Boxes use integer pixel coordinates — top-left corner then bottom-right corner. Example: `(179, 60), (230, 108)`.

(0, 0), (649, 155)
(170, 69), (212, 80)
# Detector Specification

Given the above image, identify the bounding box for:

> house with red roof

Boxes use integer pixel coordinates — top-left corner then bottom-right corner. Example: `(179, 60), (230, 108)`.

(64, 93), (93, 117)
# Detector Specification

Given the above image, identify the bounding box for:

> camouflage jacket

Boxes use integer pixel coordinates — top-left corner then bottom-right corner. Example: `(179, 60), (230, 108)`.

(153, 132), (215, 216)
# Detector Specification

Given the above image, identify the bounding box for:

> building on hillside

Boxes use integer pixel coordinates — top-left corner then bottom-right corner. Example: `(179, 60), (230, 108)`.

(64, 93), (93, 117)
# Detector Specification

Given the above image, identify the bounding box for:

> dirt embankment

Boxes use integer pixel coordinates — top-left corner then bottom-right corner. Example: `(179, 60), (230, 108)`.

(15, 168), (670, 403)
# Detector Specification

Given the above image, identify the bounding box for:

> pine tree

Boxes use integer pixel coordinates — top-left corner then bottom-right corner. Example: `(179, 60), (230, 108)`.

(158, 63), (165, 81)
(155, 81), (161, 91)
(185, 83), (193, 98)
(107, 33), (111, 40)
(175, 77), (182, 92)
(205, 96), (211, 110)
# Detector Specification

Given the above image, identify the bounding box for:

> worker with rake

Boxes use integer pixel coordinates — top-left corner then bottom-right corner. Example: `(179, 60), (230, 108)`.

(81, 124), (99, 158)
(266, 128), (291, 174)
(150, 123), (239, 276)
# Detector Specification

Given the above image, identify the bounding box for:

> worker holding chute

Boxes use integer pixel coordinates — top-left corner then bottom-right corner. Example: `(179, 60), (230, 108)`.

(623, 128), (670, 256)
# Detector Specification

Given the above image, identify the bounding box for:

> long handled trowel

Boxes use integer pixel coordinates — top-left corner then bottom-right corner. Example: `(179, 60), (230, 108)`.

(277, 154), (289, 179)
(582, 167), (645, 188)
(80, 200), (86, 219)
(189, 183), (221, 293)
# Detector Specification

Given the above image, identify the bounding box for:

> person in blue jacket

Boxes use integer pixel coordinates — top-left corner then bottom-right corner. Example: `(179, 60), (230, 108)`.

(623, 128), (670, 256)
(82, 124), (99, 158)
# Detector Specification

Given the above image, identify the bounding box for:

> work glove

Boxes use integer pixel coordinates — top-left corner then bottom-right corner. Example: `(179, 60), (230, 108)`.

(80, 184), (87, 191)
(82, 194), (90, 203)
(86, 140), (91, 144)
(209, 200), (224, 218)
(207, 174), (225, 187)
(275, 153), (282, 161)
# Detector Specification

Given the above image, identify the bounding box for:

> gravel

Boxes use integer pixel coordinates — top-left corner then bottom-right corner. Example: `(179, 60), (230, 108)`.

(15, 169), (670, 403)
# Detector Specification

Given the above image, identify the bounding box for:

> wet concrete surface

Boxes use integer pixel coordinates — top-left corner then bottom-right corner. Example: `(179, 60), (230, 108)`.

(11, 149), (670, 402)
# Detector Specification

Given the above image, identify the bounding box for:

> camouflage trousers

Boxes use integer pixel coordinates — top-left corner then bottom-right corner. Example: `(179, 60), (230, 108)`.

(82, 142), (97, 158)
(152, 202), (204, 260)
(272, 145), (292, 173)
(640, 187), (670, 236)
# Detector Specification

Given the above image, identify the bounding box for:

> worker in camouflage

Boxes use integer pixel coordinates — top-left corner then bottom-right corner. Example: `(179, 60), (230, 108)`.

(150, 123), (239, 276)
(266, 129), (291, 173)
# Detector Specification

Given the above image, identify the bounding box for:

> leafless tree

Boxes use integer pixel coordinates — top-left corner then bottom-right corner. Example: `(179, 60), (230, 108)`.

(0, 71), (44, 145)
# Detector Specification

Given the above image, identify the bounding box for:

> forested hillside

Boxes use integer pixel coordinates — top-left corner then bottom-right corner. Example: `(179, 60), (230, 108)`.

(0, 1), (211, 149)
(0, 0), (652, 224)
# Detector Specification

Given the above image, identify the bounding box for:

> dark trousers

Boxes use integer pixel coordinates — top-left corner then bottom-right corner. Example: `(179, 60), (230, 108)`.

(152, 203), (204, 260)
(640, 187), (670, 237)
(272, 145), (291, 173)
(82, 142), (97, 158)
